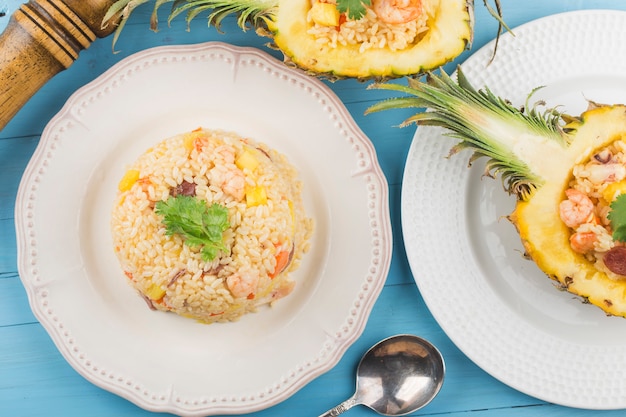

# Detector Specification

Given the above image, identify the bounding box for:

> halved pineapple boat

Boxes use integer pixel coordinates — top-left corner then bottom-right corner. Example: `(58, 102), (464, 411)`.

(367, 68), (626, 318)
(104, 0), (486, 79)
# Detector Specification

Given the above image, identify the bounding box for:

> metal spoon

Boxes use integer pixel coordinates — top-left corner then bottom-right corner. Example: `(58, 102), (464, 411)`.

(318, 334), (445, 416)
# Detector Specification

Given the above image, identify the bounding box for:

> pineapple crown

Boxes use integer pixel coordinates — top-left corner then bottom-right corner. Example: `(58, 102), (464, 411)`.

(366, 67), (570, 201)
(104, 0), (279, 50)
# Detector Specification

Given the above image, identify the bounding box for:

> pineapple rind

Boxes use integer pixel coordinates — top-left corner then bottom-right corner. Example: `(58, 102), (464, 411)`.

(512, 105), (626, 317)
(271, 0), (474, 80)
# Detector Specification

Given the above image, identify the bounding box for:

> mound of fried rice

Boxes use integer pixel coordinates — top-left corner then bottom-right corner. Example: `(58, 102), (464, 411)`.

(111, 128), (313, 323)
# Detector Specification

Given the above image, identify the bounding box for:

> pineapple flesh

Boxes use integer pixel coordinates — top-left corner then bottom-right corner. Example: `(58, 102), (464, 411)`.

(366, 68), (626, 317)
(104, 0), (475, 80)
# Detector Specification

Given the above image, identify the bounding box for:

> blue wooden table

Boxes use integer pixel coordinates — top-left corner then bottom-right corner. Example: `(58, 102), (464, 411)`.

(3, 1), (626, 416)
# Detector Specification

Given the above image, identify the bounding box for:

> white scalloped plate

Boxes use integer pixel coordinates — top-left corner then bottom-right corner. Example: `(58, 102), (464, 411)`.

(402, 10), (626, 409)
(15, 42), (391, 416)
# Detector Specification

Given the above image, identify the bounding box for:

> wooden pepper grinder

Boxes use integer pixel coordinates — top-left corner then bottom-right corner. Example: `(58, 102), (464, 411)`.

(0, 0), (120, 131)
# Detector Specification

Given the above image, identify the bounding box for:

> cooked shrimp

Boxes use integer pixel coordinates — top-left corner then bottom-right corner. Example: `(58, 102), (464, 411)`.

(570, 231), (597, 254)
(226, 270), (259, 298)
(559, 188), (595, 229)
(372, 0), (422, 24)
(208, 164), (245, 200)
(213, 144), (236, 164)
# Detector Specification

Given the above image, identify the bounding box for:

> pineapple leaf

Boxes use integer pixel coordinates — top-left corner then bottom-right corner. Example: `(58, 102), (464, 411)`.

(165, 0), (278, 31)
(481, 0), (513, 64)
(104, 0), (279, 49)
(366, 67), (569, 201)
(609, 194), (626, 242)
(103, 0), (153, 52)
(151, 0), (175, 30)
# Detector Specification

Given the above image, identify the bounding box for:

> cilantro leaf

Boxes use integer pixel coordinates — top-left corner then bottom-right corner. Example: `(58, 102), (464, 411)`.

(155, 195), (230, 262)
(337, 0), (371, 21)
(608, 193), (626, 243)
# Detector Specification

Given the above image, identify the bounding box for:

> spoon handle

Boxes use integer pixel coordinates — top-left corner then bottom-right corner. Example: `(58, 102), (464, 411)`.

(317, 396), (359, 417)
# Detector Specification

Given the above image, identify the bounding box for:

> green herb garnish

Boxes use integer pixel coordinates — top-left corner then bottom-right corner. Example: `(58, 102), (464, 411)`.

(609, 194), (626, 243)
(155, 195), (230, 262)
(337, 0), (371, 21)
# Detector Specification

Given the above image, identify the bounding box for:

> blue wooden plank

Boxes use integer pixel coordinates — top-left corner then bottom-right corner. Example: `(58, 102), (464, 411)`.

(0, 135), (38, 220)
(0, 272), (36, 326)
(0, 219), (17, 273)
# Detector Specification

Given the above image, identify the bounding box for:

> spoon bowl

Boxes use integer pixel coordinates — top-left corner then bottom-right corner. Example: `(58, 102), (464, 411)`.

(319, 334), (445, 416)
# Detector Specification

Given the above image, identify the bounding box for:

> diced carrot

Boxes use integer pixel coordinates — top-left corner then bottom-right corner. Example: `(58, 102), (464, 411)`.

(153, 297), (170, 310)
(337, 13), (347, 30)
(270, 250), (291, 279)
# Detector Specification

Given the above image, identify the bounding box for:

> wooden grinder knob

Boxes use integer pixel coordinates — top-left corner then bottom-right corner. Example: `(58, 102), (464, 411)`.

(0, 0), (120, 131)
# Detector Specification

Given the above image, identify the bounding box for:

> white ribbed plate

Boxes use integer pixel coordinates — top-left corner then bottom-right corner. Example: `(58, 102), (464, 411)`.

(15, 42), (391, 416)
(402, 10), (626, 409)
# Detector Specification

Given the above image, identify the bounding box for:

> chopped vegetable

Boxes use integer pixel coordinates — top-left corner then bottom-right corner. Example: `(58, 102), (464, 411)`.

(118, 169), (140, 192)
(145, 283), (166, 300)
(235, 147), (260, 171)
(183, 128), (205, 151)
(603, 179), (626, 203)
(337, 0), (371, 21)
(609, 194), (626, 242)
(270, 249), (292, 278)
(245, 185), (268, 206)
(154, 195), (230, 261)
(288, 199), (295, 234)
(310, 2), (340, 26)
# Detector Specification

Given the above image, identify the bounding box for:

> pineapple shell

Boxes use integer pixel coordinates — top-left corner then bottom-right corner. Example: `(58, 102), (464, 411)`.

(367, 69), (626, 318)
(511, 105), (626, 317)
(268, 0), (474, 79)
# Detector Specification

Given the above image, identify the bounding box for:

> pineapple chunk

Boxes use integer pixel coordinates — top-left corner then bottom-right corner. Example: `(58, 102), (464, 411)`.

(246, 185), (267, 206)
(145, 283), (166, 300)
(288, 199), (296, 234)
(118, 169), (140, 192)
(602, 180), (626, 203)
(183, 134), (195, 151)
(183, 129), (206, 151)
(309, 2), (340, 27)
(236, 147), (260, 171)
